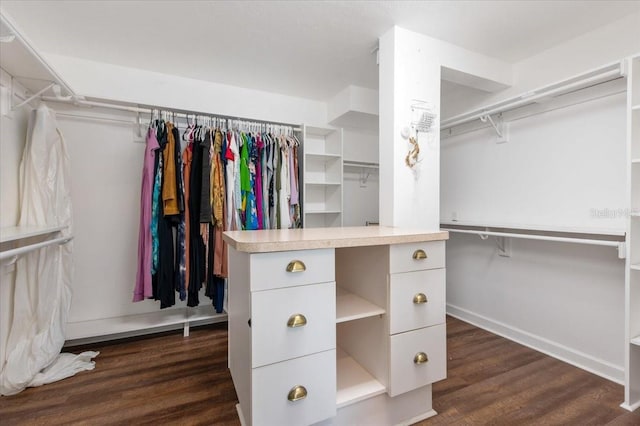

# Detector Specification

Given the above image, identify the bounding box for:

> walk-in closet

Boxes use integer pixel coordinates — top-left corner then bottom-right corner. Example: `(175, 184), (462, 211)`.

(1, 1), (640, 424)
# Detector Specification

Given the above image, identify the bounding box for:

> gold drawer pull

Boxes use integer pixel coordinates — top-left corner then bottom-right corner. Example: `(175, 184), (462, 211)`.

(413, 293), (428, 304)
(414, 352), (429, 365)
(286, 260), (306, 272)
(412, 249), (427, 260)
(287, 314), (307, 328)
(287, 385), (308, 402)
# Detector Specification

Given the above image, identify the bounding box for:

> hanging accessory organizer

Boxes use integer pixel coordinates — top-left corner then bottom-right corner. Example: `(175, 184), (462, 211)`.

(403, 100), (437, 169)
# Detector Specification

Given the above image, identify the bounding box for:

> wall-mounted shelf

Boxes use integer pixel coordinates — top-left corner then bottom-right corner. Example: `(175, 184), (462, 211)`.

(307, 152), (342, 159)
(0, 12), (74, 101)
(65, 305), (227, 342)
(440, 220), (626, 237)
(305, 210), (342, 215)
(336, 287), (385, 323)
(0, 225), (67, 243)
(306, 181), (342, 186)
(441, 61), (623, 131)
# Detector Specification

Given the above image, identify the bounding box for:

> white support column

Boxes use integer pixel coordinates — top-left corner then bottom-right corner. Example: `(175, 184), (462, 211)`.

(379, 27), (442, 229)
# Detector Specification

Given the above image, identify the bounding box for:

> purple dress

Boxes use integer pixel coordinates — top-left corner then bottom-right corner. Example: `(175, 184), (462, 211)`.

(134, 128), (160, 301)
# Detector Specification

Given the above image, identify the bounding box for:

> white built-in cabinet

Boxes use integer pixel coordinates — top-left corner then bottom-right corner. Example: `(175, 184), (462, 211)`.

(227, 232), (447, 425)
(301, 126), (343, 228)
(625, 54), (640, 411)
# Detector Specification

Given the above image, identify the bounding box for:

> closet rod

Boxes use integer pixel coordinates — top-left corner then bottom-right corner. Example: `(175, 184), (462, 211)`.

(442, 228), (622, 248)
(0, 236), (73, 261)
(40, 96), (301, 130)
(441, 87), (626, 140)
(440, 61), (623, 131)
(343, 160), (379, 169)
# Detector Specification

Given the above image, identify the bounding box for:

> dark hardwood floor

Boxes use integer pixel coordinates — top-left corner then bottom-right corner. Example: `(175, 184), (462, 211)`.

(1, 316), (638, 425)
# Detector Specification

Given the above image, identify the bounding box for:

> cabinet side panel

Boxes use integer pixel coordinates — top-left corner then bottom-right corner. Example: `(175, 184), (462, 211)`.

(229, 247), (252, 425)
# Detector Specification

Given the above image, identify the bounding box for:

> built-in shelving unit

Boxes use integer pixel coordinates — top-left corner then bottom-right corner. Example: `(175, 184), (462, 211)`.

(336, 348), (386, 408)
(624, 54), (640, 412)
(336, 287), (385, 323)
(302, 126), (343, 228)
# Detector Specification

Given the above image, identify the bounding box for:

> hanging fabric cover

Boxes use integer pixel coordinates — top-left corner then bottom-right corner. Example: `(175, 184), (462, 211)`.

(0, 104), (98, 396)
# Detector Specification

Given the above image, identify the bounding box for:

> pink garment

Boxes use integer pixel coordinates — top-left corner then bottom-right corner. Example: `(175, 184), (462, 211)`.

(255, 134), (264, 230)
(289, 145), (299, 205)
(134, 128), (160, 301)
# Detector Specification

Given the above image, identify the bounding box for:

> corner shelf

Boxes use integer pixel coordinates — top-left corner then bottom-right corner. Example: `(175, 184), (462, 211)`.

(336, 348), (386, 408)
(336, 287), (385, 323)
(631, 336), (640, 346)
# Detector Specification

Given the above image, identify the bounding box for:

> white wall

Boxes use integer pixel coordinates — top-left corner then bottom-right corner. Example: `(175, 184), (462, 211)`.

(43, 54), (328, 128)
(440, 13), (640, 382)
(441, 89), (627, 233)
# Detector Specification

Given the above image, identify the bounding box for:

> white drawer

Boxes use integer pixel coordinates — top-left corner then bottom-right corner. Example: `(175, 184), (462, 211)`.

(388, 324), (446, 397)
(252, 349), (337, 426)
(389, 241), (445, 273)
(250, 248), (335, 291)
(389, 269), (446, 335)
(251, 282), (336, 368)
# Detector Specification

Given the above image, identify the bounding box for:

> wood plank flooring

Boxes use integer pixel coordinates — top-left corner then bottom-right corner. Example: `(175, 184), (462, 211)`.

(0, 316), (638, 425)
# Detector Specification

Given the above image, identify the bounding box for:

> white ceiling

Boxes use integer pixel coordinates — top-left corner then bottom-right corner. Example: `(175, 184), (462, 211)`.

(1, 1), (638, 101)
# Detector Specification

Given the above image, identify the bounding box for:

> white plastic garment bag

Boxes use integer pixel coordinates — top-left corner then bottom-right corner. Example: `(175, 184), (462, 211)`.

(0, 104), (98, 396)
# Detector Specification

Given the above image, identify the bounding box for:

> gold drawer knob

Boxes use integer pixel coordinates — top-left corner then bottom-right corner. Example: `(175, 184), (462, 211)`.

(287, 314), (308, 328)
(412, 249), (427, 260)
(287, 385), (308, 402)
(413, 293), (428, 304)
(414, 352), (429, 365)
(286, 260), (306, 272)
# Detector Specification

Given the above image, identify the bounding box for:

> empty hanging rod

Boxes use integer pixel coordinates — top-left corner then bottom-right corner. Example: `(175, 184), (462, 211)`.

(0, 235), (73, 261)
(441, 228), (622, 248)
(440, 61), (623, 131)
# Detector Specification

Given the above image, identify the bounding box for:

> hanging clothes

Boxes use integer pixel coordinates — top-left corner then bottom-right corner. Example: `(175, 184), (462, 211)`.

(187, 127), (206, 307)
(182, 135), (193, 289)
(135, 117), (301, 312)
(134, 128), (160, 301)
(1, 104), (97, 396)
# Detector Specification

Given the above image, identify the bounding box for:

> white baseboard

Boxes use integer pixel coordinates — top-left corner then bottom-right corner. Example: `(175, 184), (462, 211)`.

(447, 304), (624, 384)
(620, 400), (640, 412)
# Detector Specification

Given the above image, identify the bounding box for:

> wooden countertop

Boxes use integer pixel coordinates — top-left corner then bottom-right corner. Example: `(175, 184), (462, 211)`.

(223, 226), (449, 253)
